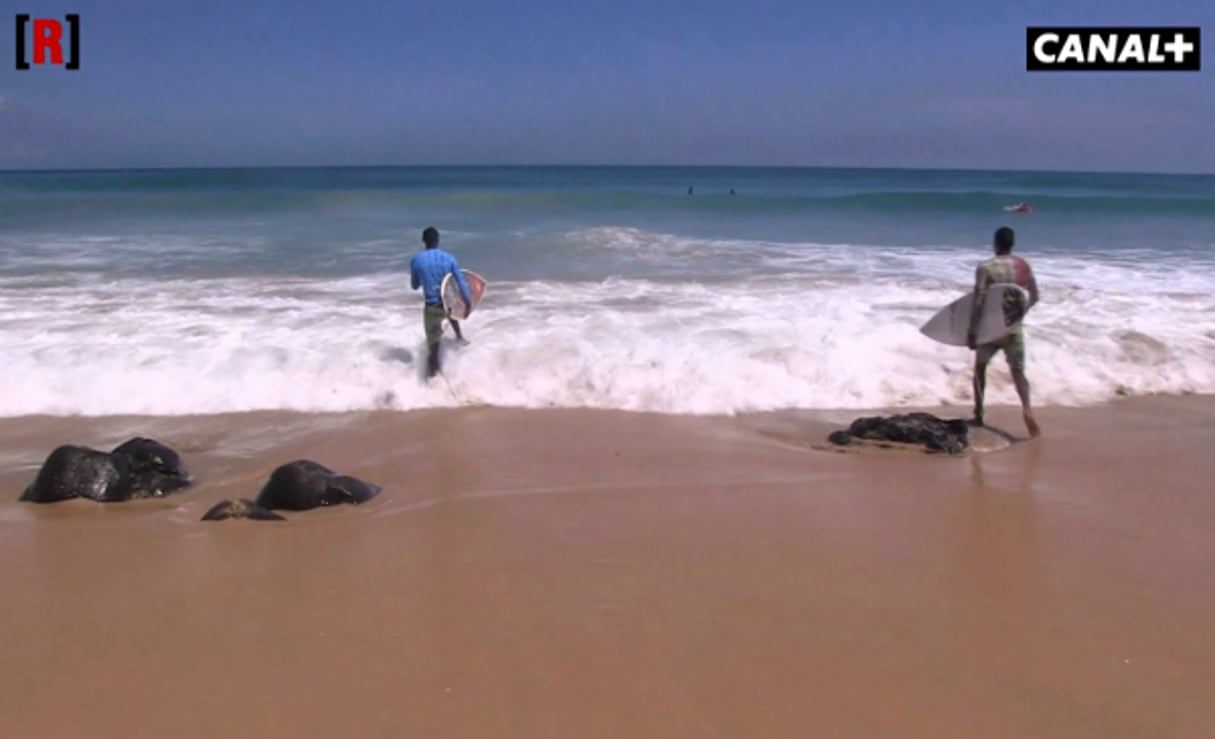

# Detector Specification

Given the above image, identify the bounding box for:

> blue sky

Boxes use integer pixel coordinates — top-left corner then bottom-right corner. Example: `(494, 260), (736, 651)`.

(1, 0), (1211, 171)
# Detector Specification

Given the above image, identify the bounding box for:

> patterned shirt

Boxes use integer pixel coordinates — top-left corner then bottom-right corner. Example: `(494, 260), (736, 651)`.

(975, 255), (1038, 308)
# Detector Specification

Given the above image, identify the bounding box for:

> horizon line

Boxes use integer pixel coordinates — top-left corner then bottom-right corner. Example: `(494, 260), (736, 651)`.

(1, 163), (1213, 178)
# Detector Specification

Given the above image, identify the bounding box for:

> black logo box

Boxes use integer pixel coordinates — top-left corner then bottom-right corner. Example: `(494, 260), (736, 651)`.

(1026, 27), (1200, 71)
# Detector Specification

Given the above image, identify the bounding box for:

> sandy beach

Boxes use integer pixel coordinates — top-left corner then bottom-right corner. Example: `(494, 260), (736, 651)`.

(1, 398), (1214, 738)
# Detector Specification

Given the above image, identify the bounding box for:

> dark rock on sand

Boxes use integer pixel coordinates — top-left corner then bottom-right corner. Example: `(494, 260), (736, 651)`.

(826, 430), (853, 446)
(19, 446), (121, 503)
(109, 438), (192, 499)
(828, 413), (970, 454)
(255, 460), (382, 510)
(201, 460), (381, 522)
(201, 498), (285, 522)
(20, 437), (192, 503)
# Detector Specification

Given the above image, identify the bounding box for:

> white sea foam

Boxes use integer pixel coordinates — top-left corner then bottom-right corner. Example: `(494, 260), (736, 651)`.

(1, 230), (1213, 417)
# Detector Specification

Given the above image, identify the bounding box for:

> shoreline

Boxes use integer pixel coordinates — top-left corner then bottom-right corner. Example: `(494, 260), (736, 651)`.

(2, 390), (1208, 425)
(2, 396), (1214, 737)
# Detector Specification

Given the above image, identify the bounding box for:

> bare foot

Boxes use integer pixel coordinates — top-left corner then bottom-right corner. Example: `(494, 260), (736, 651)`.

(1024, 411), (1041, 438)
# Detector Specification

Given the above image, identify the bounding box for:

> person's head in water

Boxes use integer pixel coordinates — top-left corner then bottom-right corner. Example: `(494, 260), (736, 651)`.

(422, 227), (440, 249)
(993, 226), (1015, 255)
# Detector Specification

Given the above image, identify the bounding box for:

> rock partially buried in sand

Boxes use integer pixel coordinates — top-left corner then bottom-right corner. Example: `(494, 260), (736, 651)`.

(826, 430), (854, 446)
(828, 413), (969, 455)
(202, 460), (381, 522)
(256, 460), (382, 510)
(110, 438), (191, 498)
(201, 498), (285, 522)
(20, 437), (192, 503)
(19, 446), (119, 503)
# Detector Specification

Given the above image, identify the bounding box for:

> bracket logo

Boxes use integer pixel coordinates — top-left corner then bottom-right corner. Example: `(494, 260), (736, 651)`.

(15, 13), (80, 70)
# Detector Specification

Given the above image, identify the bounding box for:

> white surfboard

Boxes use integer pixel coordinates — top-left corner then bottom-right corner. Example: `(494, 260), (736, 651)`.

(440, 270), (487, 321)
(920, 284), (1029, 347)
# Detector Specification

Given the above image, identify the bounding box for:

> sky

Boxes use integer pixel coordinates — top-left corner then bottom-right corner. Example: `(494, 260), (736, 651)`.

(1, 0), (1212, 172)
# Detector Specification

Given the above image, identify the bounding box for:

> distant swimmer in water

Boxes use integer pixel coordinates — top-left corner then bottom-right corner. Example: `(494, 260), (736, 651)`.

(688, 186), (694, 195)
(410, 227), (471, 380)
(967, 226), (1041, 438)
(1003, 203), (1032, 213)
(730, 188), (736, 196)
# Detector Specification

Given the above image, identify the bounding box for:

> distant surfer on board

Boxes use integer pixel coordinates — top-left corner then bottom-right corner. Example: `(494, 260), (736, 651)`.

(410, 227), (472, 380)
(967, 226), (1041, 438)
(1003, 203), (1032, 213)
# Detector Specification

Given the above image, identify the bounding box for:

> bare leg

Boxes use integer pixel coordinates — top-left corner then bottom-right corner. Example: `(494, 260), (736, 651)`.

(971, 355), (988, 426)
(450, 319), (468, 345)
(1011, 368), (1041, 437)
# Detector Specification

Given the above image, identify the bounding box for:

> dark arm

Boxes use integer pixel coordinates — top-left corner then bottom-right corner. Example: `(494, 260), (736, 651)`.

(1025, 264), (1039, 308)
(451, 261), (473, 308)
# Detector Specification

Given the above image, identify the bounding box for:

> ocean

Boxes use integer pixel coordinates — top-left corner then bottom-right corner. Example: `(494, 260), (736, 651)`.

(1, 166), (1213, 417)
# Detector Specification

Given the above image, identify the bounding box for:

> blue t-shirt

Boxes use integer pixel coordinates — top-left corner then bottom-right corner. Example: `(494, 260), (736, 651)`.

(410, 248), (472, 307)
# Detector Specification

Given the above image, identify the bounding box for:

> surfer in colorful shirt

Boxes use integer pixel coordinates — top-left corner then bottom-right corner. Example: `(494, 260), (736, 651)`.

(410, 227), (473, 380)
(967, 226), (1041, 438)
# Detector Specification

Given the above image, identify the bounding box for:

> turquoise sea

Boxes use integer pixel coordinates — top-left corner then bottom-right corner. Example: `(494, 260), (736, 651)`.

(1, 166), (1213, 415)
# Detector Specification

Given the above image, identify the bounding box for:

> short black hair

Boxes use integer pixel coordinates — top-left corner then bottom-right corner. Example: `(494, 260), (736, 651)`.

(422, 227), (439, 247)
(994, 226), (1015, 254)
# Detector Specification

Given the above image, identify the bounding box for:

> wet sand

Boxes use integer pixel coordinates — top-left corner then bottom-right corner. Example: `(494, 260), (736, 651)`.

(1, 398), (1214, 738)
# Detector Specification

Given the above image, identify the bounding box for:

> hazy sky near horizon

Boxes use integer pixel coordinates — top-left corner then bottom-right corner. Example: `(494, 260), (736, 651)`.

(1, 0), (1212, 172)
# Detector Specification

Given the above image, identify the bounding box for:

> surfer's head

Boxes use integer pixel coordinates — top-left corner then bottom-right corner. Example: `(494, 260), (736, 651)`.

(422, 227), (440, 248)
(993, 227), (1015, 255)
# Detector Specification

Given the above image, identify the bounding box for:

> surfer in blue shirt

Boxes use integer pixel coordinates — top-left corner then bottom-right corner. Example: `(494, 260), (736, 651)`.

(411, 227), (472, 379)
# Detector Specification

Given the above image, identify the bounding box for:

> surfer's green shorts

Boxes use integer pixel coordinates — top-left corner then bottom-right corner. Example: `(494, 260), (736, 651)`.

(423, 305), (447, 346)
(976, 326), (1026, 372)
